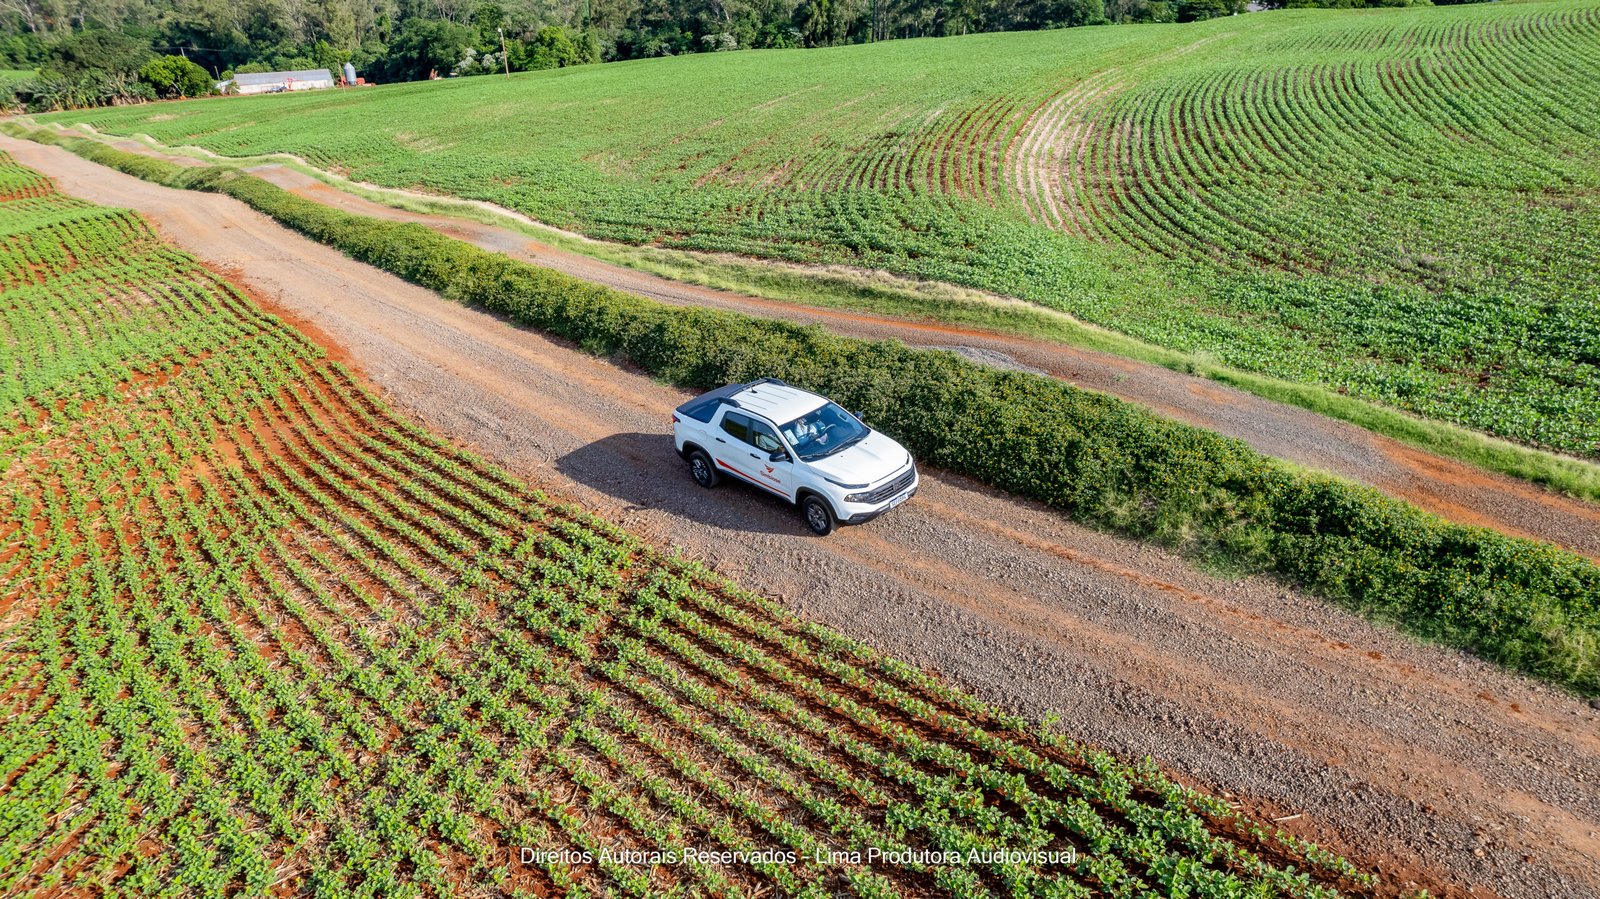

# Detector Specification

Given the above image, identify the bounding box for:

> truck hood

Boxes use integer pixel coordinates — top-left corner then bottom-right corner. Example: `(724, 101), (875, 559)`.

(805, 430), (911, 486)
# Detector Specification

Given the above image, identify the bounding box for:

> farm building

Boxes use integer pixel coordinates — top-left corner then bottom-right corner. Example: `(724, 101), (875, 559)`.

(224, 69), (335, 95)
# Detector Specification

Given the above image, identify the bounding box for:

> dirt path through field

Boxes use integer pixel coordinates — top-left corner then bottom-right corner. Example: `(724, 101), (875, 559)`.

(9, 135), (1600, 899)
(79, 137), (1599, 558)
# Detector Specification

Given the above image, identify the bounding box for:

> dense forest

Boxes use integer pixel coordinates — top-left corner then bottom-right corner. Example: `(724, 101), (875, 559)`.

(0, 0), (1459, 110)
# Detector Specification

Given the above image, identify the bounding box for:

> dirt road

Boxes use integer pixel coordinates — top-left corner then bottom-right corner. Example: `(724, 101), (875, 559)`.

(90, 137), (1600, 558)
(8, 134), (1600, 899)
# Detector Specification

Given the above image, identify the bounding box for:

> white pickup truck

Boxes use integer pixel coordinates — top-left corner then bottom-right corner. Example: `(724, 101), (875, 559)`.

(672, 378), (919, 535)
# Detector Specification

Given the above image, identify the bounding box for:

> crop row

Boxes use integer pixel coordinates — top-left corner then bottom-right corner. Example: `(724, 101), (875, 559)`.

(26, 3), (1600, 455)
(38, 137), (1597, 703)
(1002, 3), (1600, 451)
(1, 154), (1372, 895)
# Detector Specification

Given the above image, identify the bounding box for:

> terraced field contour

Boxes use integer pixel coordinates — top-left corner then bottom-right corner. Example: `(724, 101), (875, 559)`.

(38, 0), (1600, 457)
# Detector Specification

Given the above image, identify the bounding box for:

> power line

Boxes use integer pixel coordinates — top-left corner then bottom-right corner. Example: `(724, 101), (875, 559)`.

(150, 44), (238, 54)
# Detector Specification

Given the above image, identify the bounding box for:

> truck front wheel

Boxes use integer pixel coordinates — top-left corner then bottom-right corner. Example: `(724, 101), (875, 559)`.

(689, 450), (719, 488)
(802, 495), (836, 536)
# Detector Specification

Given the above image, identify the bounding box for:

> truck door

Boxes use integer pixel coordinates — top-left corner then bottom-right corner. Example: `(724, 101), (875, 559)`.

(746, 418), (794, 497)
(712, 411), (791, 499)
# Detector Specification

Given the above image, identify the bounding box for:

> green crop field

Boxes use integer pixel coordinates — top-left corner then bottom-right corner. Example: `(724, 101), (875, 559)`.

(0, 153), (1375, 896)
(35, 1), (1600, 460)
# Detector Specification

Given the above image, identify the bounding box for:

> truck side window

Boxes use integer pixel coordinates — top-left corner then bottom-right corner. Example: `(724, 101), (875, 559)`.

(750, 421), (784, 454)
(720, 411), (751, 443)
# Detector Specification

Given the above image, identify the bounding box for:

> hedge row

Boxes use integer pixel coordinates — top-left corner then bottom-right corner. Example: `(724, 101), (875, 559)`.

(22, 126), (1600, 696)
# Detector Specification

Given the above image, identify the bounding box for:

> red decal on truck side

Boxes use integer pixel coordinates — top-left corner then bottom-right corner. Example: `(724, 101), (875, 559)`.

(715, 460), (788, 498)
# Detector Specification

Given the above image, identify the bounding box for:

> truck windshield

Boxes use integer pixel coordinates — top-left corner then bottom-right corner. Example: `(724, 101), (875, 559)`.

(779, 403), (868, 461)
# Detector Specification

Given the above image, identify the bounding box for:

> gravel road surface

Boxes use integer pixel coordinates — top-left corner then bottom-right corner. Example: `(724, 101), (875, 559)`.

(9, 134), (1600, 899)
(161, 148), (1600, 558)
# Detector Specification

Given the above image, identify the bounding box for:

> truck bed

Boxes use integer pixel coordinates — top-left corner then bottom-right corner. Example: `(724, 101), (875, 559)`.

(676, 383), (746, 423)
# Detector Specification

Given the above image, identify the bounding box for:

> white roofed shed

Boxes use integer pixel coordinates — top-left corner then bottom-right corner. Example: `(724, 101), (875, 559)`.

(228, 69), (335, 95)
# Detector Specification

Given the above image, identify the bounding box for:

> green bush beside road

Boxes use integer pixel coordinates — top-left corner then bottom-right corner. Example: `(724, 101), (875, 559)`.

(25, 126), (1600, 696)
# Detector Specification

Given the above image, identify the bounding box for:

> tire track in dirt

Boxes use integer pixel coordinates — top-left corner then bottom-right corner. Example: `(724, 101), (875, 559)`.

(9, 133), (1599, 899)
(1006, 34), (1237, 237)
(127, 149), (1599, 559)
(1008, 70), (1124, 234)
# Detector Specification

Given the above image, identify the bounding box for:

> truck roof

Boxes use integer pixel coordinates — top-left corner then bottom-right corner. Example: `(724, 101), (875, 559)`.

(732, 381), (827, 424)
(675, 378), (826, 425)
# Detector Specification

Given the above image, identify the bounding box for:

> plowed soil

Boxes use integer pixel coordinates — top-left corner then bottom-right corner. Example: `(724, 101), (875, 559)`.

(7, 134), (1600, 899)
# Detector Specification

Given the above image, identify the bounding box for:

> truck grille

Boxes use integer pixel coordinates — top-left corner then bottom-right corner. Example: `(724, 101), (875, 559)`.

(857, 466), (915, 504)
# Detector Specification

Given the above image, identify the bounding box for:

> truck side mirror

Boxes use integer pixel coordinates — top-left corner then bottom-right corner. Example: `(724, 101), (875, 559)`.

(770, 451), (790, 463)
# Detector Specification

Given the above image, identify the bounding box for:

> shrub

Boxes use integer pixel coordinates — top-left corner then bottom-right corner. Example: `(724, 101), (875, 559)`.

(138, 55), (215, 99)
(19, 126), (1599, 696)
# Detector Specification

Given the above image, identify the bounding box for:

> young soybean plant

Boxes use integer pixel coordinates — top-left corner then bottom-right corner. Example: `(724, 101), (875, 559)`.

(0, 152), (1375, 898)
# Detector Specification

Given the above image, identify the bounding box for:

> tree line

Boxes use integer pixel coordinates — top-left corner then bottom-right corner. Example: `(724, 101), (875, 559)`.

(0, 0), (1456, 111)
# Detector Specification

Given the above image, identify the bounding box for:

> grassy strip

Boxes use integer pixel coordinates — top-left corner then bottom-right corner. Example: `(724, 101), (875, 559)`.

(37, 123), (1600, 504)
(25, 126), (1600, 696)
(259, 174), (1600, 506)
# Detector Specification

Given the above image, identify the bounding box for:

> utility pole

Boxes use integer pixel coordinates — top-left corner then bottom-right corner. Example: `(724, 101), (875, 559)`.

(498, 27), (510, 79)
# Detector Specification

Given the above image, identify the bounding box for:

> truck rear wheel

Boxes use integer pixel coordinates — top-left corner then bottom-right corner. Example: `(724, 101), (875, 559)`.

(802, 495), (836, 536)
(689, 450), (719, 488)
